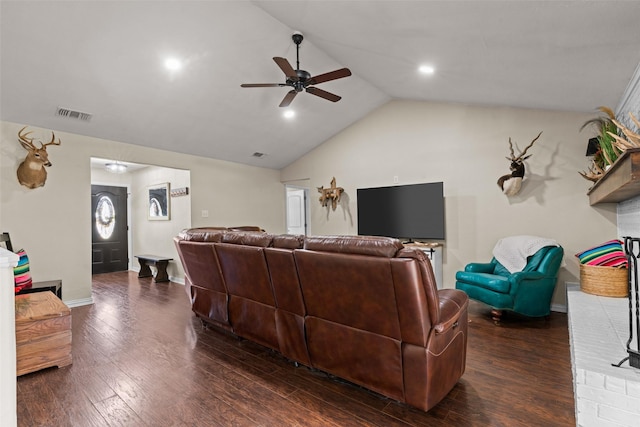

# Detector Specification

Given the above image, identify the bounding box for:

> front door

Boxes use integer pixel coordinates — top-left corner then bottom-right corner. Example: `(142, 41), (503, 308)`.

(91, 185), (128, 274)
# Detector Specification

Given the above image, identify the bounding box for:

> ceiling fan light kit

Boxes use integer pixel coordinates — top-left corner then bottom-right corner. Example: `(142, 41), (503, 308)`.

(241, 32), (352, 107)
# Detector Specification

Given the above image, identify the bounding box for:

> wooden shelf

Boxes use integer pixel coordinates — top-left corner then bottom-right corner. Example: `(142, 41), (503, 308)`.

(588, 148), (640, 205)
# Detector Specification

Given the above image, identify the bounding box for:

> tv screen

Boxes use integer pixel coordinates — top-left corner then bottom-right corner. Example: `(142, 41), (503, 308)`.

(357, 182), (445, 241)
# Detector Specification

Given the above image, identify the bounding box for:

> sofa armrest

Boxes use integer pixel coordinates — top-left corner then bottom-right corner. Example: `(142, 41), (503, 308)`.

(464, 262), (494, 274)
(434, 289), (469, 334)
(509, 271), (544, 283)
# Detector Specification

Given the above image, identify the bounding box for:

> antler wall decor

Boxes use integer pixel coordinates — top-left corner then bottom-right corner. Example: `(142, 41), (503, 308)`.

(317, 177), (344, 211)
(497, 131), (542, 196)
(16, 126), (61, 189)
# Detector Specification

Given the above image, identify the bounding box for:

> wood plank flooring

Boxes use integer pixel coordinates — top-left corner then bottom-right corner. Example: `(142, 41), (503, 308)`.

(17, 271), (575, 426)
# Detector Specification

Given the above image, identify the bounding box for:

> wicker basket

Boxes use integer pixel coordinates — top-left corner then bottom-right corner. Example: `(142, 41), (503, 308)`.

(580, 264), (628, 297)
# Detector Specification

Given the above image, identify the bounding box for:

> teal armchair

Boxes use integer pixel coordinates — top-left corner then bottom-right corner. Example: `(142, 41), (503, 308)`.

(455, 245), (564, 324)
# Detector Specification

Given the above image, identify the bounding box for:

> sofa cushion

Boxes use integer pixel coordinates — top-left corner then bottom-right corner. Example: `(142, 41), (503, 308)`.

(304, 235), (403, 258)
(178, 228), (226, 242)
(221, 231), (273, 247)
(454, 271), (511, 294)
(272, 234), (304, 249)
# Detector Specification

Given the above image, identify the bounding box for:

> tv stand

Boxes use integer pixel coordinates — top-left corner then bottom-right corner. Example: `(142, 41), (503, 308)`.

(405, 242), (443, 289)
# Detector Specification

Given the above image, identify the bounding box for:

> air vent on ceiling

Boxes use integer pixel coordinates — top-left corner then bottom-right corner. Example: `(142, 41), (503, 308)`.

(56, 106), (92, 122)
(252, 152), (267, 158)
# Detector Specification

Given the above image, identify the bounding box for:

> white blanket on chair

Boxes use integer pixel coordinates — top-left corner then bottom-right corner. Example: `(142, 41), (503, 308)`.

(492, 235), (559, 273)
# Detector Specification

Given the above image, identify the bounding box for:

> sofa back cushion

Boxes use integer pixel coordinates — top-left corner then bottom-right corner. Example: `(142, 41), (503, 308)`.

(294, 236), (408, 401)
(295, 249), (402, 339)
(177, 228), (226, 242)
(215, 240), (279, 350)
(174, 239), (229, 326)
(303, 235), (403, 258)
(221, 230), (273, 247)
(176, 241), (225, 293)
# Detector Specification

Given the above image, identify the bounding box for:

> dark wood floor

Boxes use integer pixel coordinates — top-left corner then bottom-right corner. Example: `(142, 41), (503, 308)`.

(17, 271), (575, 426)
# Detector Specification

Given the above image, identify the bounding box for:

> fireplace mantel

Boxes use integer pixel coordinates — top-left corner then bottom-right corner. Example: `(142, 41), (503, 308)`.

(588, 148), (640, 205)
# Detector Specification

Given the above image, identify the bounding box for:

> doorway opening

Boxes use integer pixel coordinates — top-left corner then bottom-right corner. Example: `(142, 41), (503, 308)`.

(90, 157), (191, 277)
(285, 184), (310, 235)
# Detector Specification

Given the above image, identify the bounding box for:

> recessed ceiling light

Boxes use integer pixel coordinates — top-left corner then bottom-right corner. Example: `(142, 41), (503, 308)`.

(418, 65), (435, 75)
(283, 110), (295, 119)
(164, 57), (182, 71)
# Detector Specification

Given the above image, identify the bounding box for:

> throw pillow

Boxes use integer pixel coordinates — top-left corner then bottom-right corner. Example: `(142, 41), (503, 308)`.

(14, 248), (32, 293)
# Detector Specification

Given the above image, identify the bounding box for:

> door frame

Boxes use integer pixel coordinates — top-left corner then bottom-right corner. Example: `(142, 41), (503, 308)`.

(285, 184), (310, 236)
(91, 181), (133, 271)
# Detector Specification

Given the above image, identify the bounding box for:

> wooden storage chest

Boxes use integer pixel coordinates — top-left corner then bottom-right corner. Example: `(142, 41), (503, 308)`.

(15, 291), (72, 376)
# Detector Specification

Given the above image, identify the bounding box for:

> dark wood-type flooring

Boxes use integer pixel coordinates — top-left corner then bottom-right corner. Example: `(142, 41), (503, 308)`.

(17, 271), (575, 426)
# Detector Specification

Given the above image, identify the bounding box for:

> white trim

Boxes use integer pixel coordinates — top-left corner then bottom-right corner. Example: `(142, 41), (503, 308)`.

(170, 276), (185, 285)
(64, 297), (94, 308)
(550, 303), (567, 313)
(616, 60), (640, 132)
(0, 248), (18, 427)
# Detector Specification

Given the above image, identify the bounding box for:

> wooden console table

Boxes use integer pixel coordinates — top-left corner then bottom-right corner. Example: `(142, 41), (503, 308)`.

(15, 291), (72, 376)
(135, 255), (173, 282)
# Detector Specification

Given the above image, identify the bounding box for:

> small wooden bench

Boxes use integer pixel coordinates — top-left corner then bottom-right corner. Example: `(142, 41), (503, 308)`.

(135, 255), (173, 283)
(15, 291), (72, 376)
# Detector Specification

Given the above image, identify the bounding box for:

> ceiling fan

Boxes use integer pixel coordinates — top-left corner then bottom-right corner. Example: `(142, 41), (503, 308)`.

(241, 32), (352, 107)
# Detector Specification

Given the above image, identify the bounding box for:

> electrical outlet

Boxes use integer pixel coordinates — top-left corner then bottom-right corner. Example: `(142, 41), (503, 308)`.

(393, 176), (399, 184)
(201, 210), (209, 218)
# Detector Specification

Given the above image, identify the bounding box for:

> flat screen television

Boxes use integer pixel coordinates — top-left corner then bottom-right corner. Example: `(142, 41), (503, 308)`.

(357, 182), (445, 241)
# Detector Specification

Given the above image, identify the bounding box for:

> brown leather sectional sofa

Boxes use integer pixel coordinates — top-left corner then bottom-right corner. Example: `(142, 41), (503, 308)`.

(174, 227), (469, 412)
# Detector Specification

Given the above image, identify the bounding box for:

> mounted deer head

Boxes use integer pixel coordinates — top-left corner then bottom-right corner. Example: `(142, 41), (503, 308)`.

(497, 131), (542, 196)
(16, 126), (61, 189)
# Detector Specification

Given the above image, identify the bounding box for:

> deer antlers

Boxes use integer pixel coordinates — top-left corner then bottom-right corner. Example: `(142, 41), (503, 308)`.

(507, 131), (543, 162)
(18, 126), (61, 149)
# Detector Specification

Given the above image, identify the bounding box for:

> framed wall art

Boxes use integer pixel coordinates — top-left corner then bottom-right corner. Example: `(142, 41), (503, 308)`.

(148, 183), (170, 220)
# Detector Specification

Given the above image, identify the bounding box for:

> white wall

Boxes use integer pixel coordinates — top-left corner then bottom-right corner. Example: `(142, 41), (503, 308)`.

(281, 100), (618, 308)
(1, 120), (285, 304)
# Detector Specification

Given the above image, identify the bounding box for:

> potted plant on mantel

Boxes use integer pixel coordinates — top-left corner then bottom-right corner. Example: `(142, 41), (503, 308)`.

(579, 107), (640, 184)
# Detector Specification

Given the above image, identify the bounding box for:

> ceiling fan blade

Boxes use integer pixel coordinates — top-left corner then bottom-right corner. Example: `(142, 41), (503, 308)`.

(307, 68), (352, 86)
(279, 90), (298, 107)
(240, 83), (285, 88)
(273, 57), (298, 81)
(306, 87), (341, 102)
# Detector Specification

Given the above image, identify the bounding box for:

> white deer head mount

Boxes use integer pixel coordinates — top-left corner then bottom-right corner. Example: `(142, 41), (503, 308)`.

(16, 126), (61, 189)
(497, 131), (542, 196)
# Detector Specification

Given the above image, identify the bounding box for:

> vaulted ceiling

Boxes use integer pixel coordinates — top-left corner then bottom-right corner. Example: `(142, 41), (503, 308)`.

(2, 1), (640, 169)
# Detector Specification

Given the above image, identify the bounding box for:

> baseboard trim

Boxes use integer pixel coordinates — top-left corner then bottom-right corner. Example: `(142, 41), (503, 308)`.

(551, 303), (567, 313)
(64, 297), (94, 308)
(170, 276), (185, 285)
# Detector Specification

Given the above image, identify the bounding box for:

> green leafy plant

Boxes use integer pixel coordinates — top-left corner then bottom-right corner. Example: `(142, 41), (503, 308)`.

(580, 106), (621, 168)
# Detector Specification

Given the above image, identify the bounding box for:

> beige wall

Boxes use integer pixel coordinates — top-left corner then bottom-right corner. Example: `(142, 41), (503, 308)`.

(281, 100), (618, 308)
(1, 120), (285, 304)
